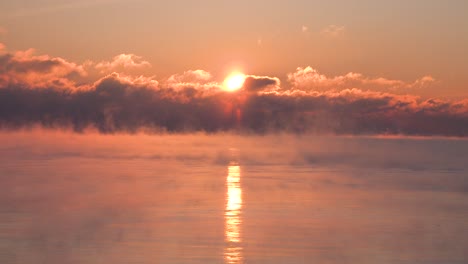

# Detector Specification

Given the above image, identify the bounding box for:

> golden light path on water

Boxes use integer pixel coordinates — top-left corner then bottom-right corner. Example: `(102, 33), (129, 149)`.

(224, 160), (243, 263)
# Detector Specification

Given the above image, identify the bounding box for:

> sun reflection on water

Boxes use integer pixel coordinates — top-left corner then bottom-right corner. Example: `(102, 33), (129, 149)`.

(225, 162), (243, 263)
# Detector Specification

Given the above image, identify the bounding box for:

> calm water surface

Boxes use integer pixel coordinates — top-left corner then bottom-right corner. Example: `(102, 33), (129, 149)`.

(0, 132), (467, 263)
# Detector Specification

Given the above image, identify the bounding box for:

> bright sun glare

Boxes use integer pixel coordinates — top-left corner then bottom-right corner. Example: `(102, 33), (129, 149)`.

(223, 73), (246, 92)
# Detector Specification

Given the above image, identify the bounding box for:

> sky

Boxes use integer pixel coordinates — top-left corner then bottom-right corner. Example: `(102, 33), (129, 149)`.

(0, 0), (468, 135)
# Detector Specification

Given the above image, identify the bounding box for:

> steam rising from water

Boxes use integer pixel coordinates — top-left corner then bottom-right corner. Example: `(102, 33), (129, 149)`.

(0, 130), (467, 263)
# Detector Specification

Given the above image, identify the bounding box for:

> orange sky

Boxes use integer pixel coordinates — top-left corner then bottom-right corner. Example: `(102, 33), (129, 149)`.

(0, 0), (467, 98)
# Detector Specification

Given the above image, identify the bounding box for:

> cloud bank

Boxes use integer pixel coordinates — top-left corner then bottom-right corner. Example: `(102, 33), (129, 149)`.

(0, 43), (467, 136)
(288, 66), (435, 92)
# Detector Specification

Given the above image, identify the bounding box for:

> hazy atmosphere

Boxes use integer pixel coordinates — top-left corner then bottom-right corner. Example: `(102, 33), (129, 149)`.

(1, 131), (467, 263)
(1, 1), (467, 263)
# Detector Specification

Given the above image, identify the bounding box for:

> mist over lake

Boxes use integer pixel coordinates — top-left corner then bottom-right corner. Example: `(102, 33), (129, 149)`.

(1, 130), (467, 264)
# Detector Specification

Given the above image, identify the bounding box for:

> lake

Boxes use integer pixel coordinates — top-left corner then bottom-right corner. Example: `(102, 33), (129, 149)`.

(1, 130), (467, 263)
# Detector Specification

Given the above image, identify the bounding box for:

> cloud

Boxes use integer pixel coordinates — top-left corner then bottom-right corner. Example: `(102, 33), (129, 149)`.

(0, 45), (86, 89)
(164, 69), (221, 92)
(288, 66), (435, 92)
(167, 69), (212, 83)
(243, 75), (280, 92)
(95, 54), (151, 73)
(321, 25), (345, 37)
(302, 25), (308, 33)
(0, 75), (467, 135)
(0, 46), (466, 136)
(95, 72), (159, 90)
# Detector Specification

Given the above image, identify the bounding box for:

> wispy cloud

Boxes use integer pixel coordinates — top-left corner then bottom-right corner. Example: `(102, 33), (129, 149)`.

(8, 0), (121, 18)
(95, 54), (151, 73)
(164, 69), (220, 91)
(288, 66), (435, 92)
(167, 69), (212, 83)
(321, 25), (346, 37)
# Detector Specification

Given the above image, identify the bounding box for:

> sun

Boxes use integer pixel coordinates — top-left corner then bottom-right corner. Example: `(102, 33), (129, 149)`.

(223, 73), (246, 92)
